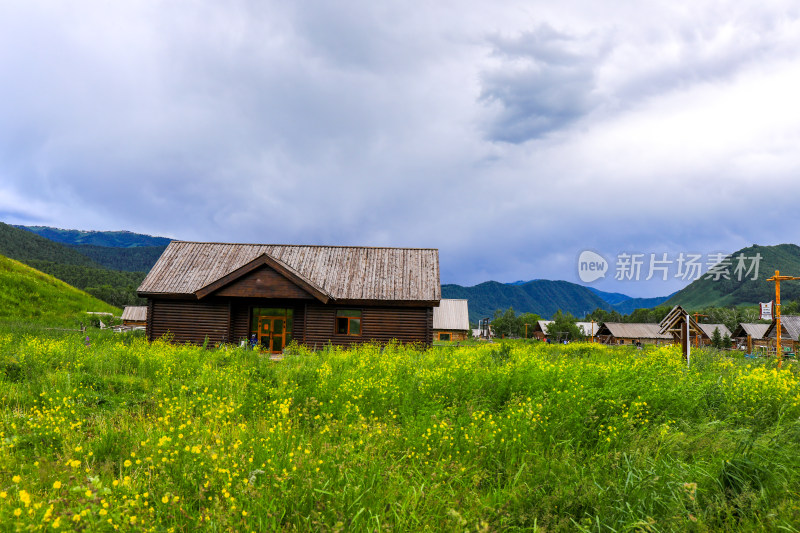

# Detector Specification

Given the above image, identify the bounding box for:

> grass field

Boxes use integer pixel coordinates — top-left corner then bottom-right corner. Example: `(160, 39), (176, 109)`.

(1, 327), (799, 531)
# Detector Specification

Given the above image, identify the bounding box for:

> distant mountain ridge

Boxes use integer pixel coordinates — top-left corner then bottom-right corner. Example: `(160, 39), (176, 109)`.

(444, 279), (671, 323)
(16, 225), (171, 248)
(0, 222), (159, 307)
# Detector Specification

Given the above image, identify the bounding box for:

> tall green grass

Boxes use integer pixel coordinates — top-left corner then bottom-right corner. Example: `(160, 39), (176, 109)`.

(0, 329), (799, 531)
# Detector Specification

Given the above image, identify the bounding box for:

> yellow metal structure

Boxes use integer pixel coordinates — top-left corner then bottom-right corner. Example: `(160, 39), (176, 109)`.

(766, 270), (800, 369)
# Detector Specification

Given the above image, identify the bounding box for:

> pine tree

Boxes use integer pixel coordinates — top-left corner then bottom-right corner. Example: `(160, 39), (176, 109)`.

(711, 327), (723, 349)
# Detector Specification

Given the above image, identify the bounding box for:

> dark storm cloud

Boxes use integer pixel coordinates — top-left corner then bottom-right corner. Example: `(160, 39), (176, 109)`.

(479, 25), (608, 143)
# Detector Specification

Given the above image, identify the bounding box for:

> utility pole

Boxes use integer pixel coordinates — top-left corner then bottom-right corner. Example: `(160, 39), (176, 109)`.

(766, 270), (800, 368)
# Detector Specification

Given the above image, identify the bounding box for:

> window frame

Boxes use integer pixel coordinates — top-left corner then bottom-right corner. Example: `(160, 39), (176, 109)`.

(335, 309), (362, 336)
(438, 332), (451, 341)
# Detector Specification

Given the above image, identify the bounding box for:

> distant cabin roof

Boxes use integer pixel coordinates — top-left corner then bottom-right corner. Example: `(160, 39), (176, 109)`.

(121, 306), (148, 322)
(138, 241), (441, 303)
(697, 323), (732, 339)
(599, 322), (672, 340)
(433, 299), (469, 330)
(732, 323), (770, 339)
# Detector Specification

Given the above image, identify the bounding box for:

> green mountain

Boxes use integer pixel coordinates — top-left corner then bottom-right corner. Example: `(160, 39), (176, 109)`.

(0, 254), (119, 324)
(0, 222), (100, 267)
(16, 225), (171, 247)
(664, 244), (800, 308)
(442, 280), (612, 322)
(0, 222), (147, 307)
(65, 244), (167, 272)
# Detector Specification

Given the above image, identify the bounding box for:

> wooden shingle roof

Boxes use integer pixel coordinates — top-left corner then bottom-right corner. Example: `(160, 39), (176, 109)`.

(732, 323), (770, 340)
(765, 315), (800, 341)
(433, 299), (469, 330)
(121, 306), (148, 322)
(599, 322), (672, 340)
(138, 241), (441, 303)
(697, 323), (732, 339)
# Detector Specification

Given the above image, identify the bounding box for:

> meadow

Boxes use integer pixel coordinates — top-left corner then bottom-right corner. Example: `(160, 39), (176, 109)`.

(1, 328), (799, 532)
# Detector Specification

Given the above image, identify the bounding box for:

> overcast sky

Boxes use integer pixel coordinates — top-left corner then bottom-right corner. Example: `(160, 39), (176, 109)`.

(2, 1), (799, 297)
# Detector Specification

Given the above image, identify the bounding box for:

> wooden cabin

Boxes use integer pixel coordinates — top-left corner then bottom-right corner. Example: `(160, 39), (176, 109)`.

(137, 242), (441, 352)
(659, 305), (705, 358)
(530, 320), (598, 341)
(696, 323), (733, 346)
(731, 323), (770, 351)
(432, 299), (470, 341)
(596, 323), (672, 345)
(121, 306), (148, 328)
(531, 320), (551, 340)
(764, 315), (800, 355)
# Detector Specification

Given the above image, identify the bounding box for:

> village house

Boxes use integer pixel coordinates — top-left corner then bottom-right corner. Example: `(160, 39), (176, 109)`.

(120, 306), (148, 329)
(137, 242), (441, 352)
(731, 323), (770, 352)
(432, 299), (470, 341)
(595, 322), (672, 345)
(764, 315), (800, 355)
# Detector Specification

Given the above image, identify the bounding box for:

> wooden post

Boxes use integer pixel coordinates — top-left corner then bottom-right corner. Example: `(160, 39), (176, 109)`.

(747, 334), (752, 355)
(681, 312), (691, 364)
(776, 270), (782, 367)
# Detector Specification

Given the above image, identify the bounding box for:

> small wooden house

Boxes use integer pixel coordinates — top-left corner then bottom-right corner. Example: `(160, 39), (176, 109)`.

(659, 305), (705, 358)
(696, 323), (733, 345)
(531, 320), (598, 341)
(137, 242), (441, 352)
(121, 306), (148, 328)
(596, 323), (672, 345)
(432, 299), (470, 341)
(731, 323), (770, 351)
(764, 315), (800, 354)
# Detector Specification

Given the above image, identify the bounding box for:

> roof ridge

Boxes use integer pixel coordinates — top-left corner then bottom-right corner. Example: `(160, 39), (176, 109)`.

(169, 241), (439, 250)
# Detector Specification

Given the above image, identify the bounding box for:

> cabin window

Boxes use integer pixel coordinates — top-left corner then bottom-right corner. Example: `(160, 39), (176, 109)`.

(336, 309), (361, 335)
(438, 332), (451, 341)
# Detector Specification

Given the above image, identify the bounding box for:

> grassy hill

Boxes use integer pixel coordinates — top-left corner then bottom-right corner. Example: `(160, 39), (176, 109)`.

(664, 244), (800, 309)
(0, 254), (119, 325)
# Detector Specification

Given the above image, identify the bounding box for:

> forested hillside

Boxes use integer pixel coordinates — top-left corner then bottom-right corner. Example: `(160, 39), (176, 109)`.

(443, 280), (611, 322)
(65, 244), (167, 272)
(665, 244), (800, 308)
(0, 222), (148, 307)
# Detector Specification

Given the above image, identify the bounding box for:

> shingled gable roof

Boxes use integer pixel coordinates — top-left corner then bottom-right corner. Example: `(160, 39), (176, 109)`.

(138, 241), (441, 304)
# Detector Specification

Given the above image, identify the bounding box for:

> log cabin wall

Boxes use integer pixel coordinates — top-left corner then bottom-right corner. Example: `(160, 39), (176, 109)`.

(303, 304), (431, 348)
(148, 298), (230, 344)
(147, 297), (431, 348)
(434, 330), (469, 341)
